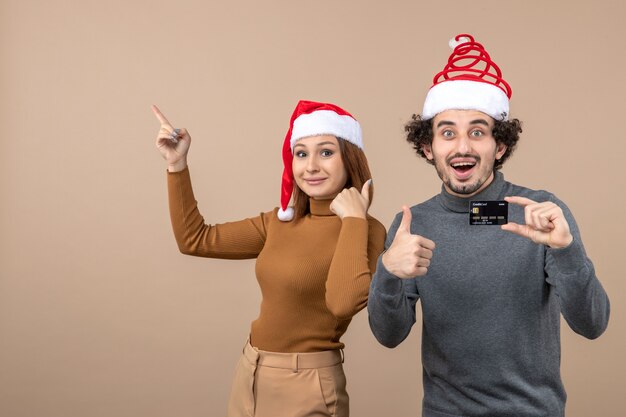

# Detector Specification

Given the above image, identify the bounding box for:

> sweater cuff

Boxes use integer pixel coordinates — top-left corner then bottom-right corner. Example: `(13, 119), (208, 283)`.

(167, 166), (191, 190)
(548, 238), (588, 275)
(338, 216), (368, 241)
(341, 216), (369, 229)
(167, 165), (190, 177)
(371, 254), (404, 295)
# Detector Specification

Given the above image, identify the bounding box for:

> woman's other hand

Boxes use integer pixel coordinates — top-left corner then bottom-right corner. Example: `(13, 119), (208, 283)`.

(152, 105), (191, 172)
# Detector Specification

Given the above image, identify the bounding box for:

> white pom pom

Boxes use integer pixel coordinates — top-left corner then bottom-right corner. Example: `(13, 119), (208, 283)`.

(277, 206), (294, 221)
(449, 36), (470, 50)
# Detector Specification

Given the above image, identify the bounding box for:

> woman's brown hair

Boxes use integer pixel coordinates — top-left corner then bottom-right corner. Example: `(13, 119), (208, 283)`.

(291, 137), (373, 220)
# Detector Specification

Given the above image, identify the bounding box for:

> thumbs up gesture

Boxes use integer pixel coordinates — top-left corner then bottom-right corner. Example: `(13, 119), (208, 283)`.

(382, 206), (436, 279)
(330, 179), (372, 220)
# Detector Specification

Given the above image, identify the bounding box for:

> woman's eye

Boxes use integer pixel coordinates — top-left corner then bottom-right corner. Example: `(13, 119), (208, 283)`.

(295, 151), (307, 158)
(321, 149), (333, 157)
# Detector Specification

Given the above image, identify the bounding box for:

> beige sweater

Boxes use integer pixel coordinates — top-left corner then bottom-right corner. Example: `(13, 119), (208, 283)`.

(168, 167), (386, 352)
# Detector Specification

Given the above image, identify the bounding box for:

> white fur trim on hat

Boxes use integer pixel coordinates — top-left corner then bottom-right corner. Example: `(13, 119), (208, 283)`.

(422, 80), (510, 121)
(291, 110), (363, 149)
(277, 206), (294, 221)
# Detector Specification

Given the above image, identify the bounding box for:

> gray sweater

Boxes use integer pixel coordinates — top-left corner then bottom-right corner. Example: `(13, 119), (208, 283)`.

(368, 172), (610, 417)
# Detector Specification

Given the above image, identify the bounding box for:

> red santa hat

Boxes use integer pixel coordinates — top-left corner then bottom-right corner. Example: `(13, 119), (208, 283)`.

(422, 34), (512, 121)
(278, 100), (363, 221)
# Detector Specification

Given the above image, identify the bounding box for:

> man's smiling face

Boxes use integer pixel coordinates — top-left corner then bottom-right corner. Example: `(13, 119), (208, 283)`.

(423, 109), (507, 198)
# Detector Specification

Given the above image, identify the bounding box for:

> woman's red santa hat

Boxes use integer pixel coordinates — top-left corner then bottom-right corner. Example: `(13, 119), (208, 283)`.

(278, 100), (363, 221)
(422, 34), (512, 121)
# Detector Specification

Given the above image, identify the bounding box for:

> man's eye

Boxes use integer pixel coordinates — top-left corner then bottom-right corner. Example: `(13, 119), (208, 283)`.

(470, 130), (484, 137)
(442, 130), (454, 138)
(321, 150), (333, 157)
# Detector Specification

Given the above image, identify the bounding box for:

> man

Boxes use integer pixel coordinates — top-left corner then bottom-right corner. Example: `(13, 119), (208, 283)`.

(368, 34), (610, 417)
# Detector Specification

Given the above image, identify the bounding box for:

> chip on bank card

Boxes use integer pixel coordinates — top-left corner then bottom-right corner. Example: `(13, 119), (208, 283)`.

(469, 201), (508, 225)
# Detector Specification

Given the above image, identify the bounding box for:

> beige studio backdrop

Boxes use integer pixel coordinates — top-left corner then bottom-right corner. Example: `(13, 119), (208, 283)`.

(1, 1), (624, 416)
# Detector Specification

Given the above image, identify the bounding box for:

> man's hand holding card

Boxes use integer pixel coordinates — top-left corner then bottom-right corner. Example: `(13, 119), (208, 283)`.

(501, 196), (574, 249)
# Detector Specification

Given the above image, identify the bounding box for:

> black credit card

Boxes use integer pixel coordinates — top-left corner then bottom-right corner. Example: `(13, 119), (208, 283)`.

(469, 201), (508, 225)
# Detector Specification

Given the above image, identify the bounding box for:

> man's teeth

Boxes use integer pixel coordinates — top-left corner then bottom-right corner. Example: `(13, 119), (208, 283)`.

(452, 162), (475, 167)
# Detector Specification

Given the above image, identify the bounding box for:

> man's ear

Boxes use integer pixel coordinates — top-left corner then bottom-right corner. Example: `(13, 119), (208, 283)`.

(422, 144), (433, 160)
(495, 142), (507, 160)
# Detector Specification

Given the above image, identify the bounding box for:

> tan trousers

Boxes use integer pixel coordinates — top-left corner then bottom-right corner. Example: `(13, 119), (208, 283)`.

(227, 340), (349, 417)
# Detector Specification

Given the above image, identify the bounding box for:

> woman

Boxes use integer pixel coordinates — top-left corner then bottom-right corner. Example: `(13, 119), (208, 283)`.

(153, 100), (386, 417)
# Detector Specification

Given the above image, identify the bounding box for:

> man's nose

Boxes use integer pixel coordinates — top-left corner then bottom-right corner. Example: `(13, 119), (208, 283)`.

(456, 135), (472, 154)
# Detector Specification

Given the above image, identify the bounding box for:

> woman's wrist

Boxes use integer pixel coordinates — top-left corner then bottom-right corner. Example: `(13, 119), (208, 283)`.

(340, 208), (367, 219)
(167, 160), (188, 172)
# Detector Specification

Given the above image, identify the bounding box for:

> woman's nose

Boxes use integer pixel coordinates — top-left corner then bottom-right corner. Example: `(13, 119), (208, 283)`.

(306, 155), (319, 172)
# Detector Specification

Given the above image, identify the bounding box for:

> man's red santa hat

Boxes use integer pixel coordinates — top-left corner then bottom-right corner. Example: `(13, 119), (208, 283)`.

(278, 100), (363, 221)
(422, 34), (512, 121)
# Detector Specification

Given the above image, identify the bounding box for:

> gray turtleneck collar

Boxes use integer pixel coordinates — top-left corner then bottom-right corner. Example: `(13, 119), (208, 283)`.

(436, 171), (506, 213)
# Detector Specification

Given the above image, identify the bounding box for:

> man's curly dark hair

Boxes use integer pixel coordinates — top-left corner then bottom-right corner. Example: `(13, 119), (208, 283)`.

(405, 114), (523, 171)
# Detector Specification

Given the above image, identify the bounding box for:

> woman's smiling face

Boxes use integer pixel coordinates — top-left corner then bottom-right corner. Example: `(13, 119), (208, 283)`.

(292, 135), (348, 200)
